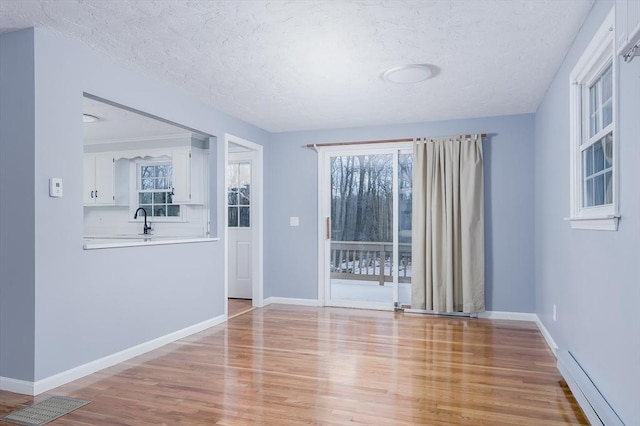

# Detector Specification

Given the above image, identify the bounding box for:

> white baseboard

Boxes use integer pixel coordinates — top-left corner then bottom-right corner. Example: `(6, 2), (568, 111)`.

(0, 314), (226, 396)
(263, 297), (320, 307)
(0, 376), (34, 395)
(535, 315), (558, 356)
(478, 311), (537, 321)
(261, 300), (538, 322)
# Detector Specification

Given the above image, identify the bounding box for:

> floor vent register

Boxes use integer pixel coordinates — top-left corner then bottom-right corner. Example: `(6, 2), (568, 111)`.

(1, 395), (90, 426)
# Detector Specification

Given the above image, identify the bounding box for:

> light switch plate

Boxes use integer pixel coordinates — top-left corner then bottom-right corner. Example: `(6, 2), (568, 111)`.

(289, 217), (299, 227)
(49, 178), (63, 197)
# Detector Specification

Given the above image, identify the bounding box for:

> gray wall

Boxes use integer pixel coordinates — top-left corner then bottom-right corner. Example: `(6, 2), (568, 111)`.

(534, 1), (640, 424)
(0, 30), (36, 382)
(266, 114), (536, 313)
(0, 28), (268, 383)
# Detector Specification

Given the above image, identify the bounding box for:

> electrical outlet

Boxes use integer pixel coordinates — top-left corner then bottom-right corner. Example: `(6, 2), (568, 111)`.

(552, 304), (557, 322)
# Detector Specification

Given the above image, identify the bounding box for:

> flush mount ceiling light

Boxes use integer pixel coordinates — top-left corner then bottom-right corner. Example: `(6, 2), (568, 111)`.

(82, 113), (99, 123)
(381, 64), (434, 84)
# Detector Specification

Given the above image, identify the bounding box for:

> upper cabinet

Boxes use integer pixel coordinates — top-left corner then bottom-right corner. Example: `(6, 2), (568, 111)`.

(84, 153), (115, 206)
(616, 0), (640, 60)
(172, 147), (206, 205)
(83, 143), (208, 210)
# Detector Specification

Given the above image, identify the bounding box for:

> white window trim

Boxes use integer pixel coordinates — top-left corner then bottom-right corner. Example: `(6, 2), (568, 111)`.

(568, 8), (619, 231)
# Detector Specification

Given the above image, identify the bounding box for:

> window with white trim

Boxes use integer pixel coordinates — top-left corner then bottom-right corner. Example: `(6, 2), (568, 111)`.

(569, 9), (618, 231)
(137, 161), (181, 218)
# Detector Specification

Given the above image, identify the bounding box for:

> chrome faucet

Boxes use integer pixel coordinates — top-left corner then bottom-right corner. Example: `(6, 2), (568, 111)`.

(133, 207), (152, 235)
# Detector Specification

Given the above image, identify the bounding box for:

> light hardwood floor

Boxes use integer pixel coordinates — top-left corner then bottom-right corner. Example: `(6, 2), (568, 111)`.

(0, 305), (587, 425)
(228, 298), (254, 319)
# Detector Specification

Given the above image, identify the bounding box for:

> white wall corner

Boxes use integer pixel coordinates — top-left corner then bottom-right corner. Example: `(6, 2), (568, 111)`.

(535, 315), (559, 357)
(0, 376), (34, 395)
(263, 297), (321, 307)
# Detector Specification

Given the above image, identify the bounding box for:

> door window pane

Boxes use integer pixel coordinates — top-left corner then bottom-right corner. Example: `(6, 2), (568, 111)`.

(239, 163), (251, 189)
(227, 161), (251, 228)
(329, 153), (395, 303)
(228, 206), (238, 227)
(239, 185), (250, 205)
(330, 154), (393, 243)
(239, 207), (250, 227)
(228, 189), (238, 205)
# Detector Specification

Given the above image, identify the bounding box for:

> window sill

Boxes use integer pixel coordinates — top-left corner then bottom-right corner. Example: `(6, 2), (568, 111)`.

(565, 215), (620, 231)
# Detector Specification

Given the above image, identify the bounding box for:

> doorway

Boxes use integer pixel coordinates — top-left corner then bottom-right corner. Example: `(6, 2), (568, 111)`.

(225, 134), (263, 318)
(318, 144), (413, 310)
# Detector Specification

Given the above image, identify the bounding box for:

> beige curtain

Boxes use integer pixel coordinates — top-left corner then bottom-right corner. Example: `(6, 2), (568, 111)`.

(412, 136), (485, 313)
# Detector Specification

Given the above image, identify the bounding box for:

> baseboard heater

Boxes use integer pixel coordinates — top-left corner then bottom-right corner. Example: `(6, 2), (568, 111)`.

(556, 350), (624, 425)
(394, 303), (478, 318)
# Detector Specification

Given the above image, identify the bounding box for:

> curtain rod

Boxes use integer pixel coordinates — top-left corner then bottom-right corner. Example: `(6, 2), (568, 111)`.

(305, 134), (488, 149)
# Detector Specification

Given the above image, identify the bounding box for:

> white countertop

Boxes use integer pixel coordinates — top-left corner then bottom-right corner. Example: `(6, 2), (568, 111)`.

(83, 235), (219, 250)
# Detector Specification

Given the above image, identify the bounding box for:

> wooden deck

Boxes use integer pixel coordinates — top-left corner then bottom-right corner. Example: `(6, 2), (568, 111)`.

(0, 305), (587, 425)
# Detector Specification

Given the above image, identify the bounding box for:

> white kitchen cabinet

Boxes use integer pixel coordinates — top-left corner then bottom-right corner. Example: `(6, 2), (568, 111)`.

(84, 153), (115, 205)
(113, 158), (130, 206)
(172, 147), (205, 204)
(616, 0), (640, 59)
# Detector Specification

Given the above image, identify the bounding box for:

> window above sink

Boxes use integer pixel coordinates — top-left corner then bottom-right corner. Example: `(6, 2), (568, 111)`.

(137, 161), (180, 218)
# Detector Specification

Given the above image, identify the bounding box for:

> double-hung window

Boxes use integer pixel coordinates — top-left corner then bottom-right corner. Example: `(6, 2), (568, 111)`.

(138, 161), (181, 218)
(569, 9), (618, 230)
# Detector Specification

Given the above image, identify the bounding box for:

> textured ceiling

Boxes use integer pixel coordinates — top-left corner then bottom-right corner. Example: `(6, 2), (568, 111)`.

(0, 0), (594, 133)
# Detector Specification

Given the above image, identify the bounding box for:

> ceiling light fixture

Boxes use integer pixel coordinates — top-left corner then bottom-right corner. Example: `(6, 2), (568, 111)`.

(381, 64), (434, 84)
(83, 114), (99, 123)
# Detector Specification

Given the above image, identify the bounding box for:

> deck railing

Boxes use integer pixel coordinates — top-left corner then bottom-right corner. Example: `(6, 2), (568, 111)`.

(330, 241), (412, 285)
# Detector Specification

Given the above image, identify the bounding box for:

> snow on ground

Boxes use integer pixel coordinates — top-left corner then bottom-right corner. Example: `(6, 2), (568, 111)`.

(330, 279), (411, 304)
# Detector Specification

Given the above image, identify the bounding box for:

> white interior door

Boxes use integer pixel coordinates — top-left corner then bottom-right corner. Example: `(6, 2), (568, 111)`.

(228, 152), (253, 299)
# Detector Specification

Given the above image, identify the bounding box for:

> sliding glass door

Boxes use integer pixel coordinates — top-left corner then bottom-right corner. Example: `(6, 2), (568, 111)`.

(320, 145), (412, 309)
